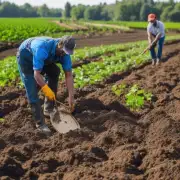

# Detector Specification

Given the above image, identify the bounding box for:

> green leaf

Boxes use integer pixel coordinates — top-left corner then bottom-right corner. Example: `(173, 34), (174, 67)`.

(115, 89), (121, 96)
(137, 89), (145, 95)
(136, 96), (144, 107)
(0, 118), (5, 122)
(144, 93), (152, 101)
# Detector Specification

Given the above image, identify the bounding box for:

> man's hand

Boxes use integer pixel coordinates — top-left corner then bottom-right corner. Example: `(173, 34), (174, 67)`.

(149, 42), (157, 50)
(41, 84), (56, 101)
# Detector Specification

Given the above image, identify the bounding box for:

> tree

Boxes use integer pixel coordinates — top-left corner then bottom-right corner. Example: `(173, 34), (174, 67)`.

(20, 3), (38, 17)
(174, 2), (180, 10)
(103, 4), (115, 20)
(169, 0), (174, 5)
(0, 2), (20, 17)
(149, 0), (154, 5)
(0, 0), (179, 21)
(101, 8), (110, 21)
(160, 6), (173, 21)
(71, 4), (85, 20)
(64, 2), (71, 18)
(168, 10), (180, 22)
(37, 4), (49, 17)
(0, 1), (61, 17)
(84, 6), (94, 20)
(140, 4), (151, 21)
(48, 8), (62, 17)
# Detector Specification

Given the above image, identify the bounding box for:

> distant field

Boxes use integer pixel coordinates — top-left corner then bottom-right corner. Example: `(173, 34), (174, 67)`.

(0, 18), (179, 43)
(90, 21), (180, 30)
(0, 18), (70, 42)
(0, 18), (122, 42)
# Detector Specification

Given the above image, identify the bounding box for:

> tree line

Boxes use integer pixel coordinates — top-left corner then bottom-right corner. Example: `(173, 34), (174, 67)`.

(0, 1), (62, 17)
(0, 0), (180, 22)
(64, 0), (180, 22)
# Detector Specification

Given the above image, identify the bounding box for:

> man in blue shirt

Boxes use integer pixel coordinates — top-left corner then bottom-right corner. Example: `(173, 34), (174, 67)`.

(17, 36), (76, 135)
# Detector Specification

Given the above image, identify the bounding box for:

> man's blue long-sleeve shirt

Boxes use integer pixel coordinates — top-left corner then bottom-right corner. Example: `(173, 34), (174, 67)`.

(18, 37), (72, 71)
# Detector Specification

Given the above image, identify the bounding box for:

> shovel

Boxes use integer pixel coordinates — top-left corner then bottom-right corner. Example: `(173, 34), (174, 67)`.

(50, 100), (80, 134)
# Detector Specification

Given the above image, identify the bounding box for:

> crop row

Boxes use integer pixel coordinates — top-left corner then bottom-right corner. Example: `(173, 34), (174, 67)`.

(0, 18), (69, 42)
(0, 18), (121, 42)
(0, 35), (180, 88)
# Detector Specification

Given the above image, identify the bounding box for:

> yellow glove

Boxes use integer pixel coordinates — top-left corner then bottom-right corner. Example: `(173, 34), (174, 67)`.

(41, 84), (55, 101)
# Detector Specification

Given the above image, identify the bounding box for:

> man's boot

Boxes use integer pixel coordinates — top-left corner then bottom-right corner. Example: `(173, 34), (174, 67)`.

(156, 58), (160, 65)
(152, 59), (155, 66)
(30, 102), (51, 135)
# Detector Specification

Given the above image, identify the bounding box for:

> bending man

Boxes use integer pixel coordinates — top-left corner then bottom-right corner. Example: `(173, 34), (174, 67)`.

(17, 36), (76, 134)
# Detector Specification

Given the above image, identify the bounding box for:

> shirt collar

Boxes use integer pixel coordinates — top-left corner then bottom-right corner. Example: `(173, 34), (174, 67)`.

(51, 38), (61, 56)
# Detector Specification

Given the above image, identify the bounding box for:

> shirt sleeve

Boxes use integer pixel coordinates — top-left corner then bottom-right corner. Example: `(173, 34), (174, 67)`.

(147, 24), (151, 33)
(158, 22), (164, 34)
(33, 48), (48, 71)
(61, 55), (72, 71)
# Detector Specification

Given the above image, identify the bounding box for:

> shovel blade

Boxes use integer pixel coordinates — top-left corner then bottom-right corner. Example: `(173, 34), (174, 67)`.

(50, 107), (80, 134)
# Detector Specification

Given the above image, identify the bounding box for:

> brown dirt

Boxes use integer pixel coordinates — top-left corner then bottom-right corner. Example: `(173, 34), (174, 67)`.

(0, 41), (180, 179)
(85, 22), (132, 30)
(53, 21), (88, 31)
(0, 30), (177, 60)
(52, 21), (77, 30)
(0, 30), (147, 60)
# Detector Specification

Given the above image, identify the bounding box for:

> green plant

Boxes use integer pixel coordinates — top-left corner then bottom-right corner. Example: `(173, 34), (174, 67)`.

(125, 84), (152, 111)
(0, 36), (180, 87)
(112, 83), (126, 96)
(0, 56), (19, 86)
(0, 118), (5, 122)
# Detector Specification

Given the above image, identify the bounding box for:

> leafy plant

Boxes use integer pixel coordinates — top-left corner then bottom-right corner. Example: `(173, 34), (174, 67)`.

(0, 36), (180, 87)
(0, 118), (5, 122)
(125, 84), (152, 111)
(112, 83), (126, 96)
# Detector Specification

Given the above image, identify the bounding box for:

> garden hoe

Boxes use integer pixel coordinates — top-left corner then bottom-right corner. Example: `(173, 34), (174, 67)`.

(140, 46), (150, 55)
(134, 45), (151, 64)
(50, 100), (80, 134)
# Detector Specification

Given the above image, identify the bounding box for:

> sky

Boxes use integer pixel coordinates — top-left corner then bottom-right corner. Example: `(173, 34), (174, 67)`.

(1, 0), (180, 9)
(1, 0), (116, 8)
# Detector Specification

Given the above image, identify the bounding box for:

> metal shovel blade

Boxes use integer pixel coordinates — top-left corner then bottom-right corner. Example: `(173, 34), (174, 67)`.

(50, 106), (80, 134)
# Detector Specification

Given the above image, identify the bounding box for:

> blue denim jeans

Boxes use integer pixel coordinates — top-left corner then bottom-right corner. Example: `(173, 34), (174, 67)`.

(17, 49), (60, 104)
(17, 49), (39, 104)
(150, 36), (165, 59)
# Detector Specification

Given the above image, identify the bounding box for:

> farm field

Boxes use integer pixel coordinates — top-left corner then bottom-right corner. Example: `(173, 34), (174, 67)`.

(0, 18), (124, 43)
(0, 28), (180, 179)
(89, 20), (180, 31)
(1, 0), (180, 177)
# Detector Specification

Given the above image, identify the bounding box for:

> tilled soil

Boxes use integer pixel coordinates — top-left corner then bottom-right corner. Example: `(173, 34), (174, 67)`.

(0, 42), (180, 180)
(0, 30), (177, 60)
(0, 30), (147, 60)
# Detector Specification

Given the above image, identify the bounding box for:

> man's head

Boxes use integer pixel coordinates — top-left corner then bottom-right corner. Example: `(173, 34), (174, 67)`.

(56, 36), (76, 56)
(148, 13), (157, 24)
